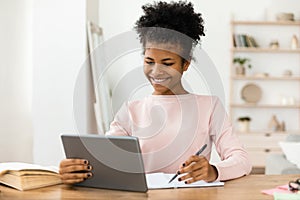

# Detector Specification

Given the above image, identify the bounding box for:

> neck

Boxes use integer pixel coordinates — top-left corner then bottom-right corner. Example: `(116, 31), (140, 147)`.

(153, 84), (189, 95)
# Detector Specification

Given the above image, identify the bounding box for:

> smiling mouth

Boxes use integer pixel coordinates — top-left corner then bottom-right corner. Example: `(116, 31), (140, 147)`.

(150, 77), (171, 85)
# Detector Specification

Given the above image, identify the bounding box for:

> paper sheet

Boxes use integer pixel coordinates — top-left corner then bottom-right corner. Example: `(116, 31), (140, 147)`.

(0, 162), (59, 175)
(274, 193), (300, 200)
(146, 173), (224, 189)
(261, 184), (294, 196)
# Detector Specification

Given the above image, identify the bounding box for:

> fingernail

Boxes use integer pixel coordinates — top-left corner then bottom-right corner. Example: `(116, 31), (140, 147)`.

(87, 173), (92, 177)
(87, 165), (92, 170)
(178, 178), (181, 181)
(83, 178), (87, 181)
(84, 160), (88, 164)
(185, 181), (188, 184)
(182, 163), (186, 167)
(177, 171), (180, 175)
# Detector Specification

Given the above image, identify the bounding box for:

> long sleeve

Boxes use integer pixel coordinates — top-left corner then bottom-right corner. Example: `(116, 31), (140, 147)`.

(209, 97), (252, 181)
(106, 103), (131, 136)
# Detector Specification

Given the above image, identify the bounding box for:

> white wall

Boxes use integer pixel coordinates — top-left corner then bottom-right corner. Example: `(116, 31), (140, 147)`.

(0, 0), (96, 166)
(0, 0), (33, 162)
(32, 0), (87, 166)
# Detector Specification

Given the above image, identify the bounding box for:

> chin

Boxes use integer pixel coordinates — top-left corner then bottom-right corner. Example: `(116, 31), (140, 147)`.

(152, 85), (168, 94)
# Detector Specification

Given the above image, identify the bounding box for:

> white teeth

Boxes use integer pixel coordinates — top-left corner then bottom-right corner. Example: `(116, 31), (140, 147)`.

(151, 78), (169, 83)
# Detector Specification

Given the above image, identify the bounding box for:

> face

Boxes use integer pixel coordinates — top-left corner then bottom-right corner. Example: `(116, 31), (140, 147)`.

(144, 46), (189, 95)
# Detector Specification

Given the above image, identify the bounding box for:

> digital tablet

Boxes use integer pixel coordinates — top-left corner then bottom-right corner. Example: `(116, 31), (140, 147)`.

(61, 134), (148, 192)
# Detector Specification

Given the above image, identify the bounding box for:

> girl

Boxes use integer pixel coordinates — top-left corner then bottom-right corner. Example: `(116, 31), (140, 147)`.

(59, 1), (252, 185)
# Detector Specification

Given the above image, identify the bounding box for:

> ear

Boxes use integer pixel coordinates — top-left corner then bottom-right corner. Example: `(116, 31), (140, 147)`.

(183, 60), (190, 72)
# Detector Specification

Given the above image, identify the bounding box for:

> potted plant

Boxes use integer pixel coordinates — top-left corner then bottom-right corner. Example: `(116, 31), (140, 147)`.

(237, 116), (251, 133)
(233, 57), (252, 76)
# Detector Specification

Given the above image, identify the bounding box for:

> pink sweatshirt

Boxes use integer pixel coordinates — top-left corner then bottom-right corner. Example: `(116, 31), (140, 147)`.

(106, 94), (252, 181)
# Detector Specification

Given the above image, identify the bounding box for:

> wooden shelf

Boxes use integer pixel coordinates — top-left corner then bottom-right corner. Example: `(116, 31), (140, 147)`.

(231, 20), (300, 26)
(231, 76), (300, 81)
(235, 130), (300, 135)
(230, 103), (300, 109)
(232, 47), (300, 53)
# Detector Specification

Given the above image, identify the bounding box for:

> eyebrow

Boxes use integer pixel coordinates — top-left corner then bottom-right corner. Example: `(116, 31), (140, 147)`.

(144, 57), (175, 62)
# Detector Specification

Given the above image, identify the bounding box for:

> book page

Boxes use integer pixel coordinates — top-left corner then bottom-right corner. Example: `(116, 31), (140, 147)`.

(146, 173), (224, 189)
(0, 162), (59, 175)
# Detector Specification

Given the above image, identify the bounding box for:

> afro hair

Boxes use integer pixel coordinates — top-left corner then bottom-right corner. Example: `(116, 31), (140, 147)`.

(135, 1), (205, 59)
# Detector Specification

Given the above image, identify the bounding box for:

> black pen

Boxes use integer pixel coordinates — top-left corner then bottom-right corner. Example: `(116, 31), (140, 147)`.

(168, 144), (208, 184)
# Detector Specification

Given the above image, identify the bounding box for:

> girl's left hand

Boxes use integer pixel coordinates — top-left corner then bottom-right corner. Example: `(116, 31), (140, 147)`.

(177, 155), (218, 184)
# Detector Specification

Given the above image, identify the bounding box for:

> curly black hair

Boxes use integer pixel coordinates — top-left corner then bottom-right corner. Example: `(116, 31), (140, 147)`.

(135, 1), (205, 60)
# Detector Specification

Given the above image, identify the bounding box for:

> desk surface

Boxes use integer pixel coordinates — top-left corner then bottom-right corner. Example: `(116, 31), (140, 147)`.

(0, 174), (299, 200)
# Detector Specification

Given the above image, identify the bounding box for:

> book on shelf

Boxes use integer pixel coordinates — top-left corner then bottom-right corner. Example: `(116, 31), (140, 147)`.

(0, 162), (62, 191)
(232, 34), (259, 48)
(248, 35), (259, 47)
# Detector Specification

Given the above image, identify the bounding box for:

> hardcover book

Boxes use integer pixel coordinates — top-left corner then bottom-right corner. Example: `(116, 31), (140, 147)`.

(0, 162), (62, 191)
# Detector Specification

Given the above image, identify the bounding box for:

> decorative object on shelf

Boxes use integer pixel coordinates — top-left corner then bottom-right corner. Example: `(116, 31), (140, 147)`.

(276, 12), (294, 21)
(237, 116), (251, 133)
(280, 95), (288, 105)
(288, 96), (296, 105)
(282, 69), (293, 77)
(280, 95), (296, 105)
(291, 34), (299, 49)
(268, 115), (281, 132)
(233, 57), (252, 76)
(279, 121), (286, 132)
(269, 39), (279, 49)
(241, 83), (262, 103)
(254, 72), (269, 78)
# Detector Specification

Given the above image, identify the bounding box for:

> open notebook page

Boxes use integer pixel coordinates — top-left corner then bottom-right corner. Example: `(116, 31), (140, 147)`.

(146, 173), (224, 189)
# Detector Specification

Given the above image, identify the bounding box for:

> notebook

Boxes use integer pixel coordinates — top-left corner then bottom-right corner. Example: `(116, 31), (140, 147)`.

(146, 173), (224, 189)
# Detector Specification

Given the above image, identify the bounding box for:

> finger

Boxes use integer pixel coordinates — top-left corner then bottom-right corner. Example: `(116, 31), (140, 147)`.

(180, 157), (206, 174)
(184, 173), (205, 184)
(178, 168), (202, 182)
(61, 172), (92, 181)
(59, 164), (92, 174)
(62, 178), (85, 185)
(181, 155), (204, 168)
(60, 159), (88, 168)
(180, 162), (204, 174)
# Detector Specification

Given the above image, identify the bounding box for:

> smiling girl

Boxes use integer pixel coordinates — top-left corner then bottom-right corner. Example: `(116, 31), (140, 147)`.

(59, 1), (252, 185)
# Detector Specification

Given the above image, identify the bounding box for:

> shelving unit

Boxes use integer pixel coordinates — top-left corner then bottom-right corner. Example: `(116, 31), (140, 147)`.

(229, 20), (300, 172)
(232, 76), (300, 81)
(230, 104), (300, 109)
(232, 48), (300, 53)
(232, 20), (300, 26)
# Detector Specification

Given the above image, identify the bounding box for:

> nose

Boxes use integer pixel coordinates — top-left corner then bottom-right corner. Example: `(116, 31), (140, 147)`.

(151, 63), (164, 75)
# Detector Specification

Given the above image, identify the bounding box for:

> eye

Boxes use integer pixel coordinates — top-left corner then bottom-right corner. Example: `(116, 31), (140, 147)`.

(163, 63), (174, 66)
(145, 61), (155, 65)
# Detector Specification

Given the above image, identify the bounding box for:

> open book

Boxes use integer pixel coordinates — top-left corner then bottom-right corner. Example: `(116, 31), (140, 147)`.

(146, 173), (224, 189)
(0, 162), (62, 191)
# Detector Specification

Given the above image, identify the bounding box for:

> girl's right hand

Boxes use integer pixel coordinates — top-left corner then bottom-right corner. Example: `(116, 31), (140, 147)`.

(59, 159), (93, 184)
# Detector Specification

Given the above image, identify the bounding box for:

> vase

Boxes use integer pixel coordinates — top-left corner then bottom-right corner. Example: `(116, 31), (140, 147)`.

(235, 65), (245, 76)
(238, 121), (250, 132)
(268, 115), (280, 132)
(291, 35), (299, 49)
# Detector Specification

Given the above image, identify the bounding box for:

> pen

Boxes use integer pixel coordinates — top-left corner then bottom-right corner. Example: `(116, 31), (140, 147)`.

(168, 144), (207, 184)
